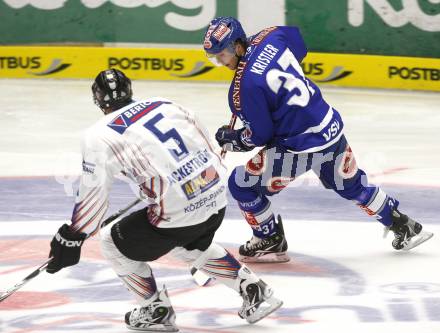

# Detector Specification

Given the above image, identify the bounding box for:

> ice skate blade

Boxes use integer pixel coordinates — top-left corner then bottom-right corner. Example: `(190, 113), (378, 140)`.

(402, 231), (434, 251)
(239, 252), (290, 263)
(126, 323), (179, 332)
(246, 297), (283, 324)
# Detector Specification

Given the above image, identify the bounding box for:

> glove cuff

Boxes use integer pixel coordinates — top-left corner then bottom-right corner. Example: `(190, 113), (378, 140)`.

(239, 128), (256, 150)
(58, 224), (87, 243)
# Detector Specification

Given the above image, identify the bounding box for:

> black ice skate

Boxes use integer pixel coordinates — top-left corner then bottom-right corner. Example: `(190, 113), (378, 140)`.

(125, 288), (178, 332)
(384, 209), (433, 251)
(238, 277), (283, 324)
(239, 215), (290, 263)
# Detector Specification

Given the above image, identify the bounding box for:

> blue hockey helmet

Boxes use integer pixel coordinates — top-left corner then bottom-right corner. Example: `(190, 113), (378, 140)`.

(203, 17), (246, 55)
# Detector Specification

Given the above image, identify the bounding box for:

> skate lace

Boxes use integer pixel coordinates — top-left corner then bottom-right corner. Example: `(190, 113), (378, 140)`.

(390, 211), (417, 238)
(392, 224), (410, 239)
(245, 237), (270, 250)
(133, 304), (156, 322)
(389, 223), (413, 249)
(392, 232), (410, 249)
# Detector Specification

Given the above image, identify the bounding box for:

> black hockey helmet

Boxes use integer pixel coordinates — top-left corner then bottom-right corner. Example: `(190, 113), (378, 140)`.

(92, 69), (133, 113)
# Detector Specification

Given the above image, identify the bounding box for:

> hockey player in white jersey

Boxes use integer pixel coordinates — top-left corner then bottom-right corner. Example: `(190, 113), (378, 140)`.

(46, 69), (282, 331)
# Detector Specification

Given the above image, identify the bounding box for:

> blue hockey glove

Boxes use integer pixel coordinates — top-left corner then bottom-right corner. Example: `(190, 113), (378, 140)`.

(215, 126), (255, 152)
(47, 224), (87, 274)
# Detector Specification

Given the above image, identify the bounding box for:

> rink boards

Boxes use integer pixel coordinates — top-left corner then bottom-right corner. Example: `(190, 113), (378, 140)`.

(0, 46), (439, 91)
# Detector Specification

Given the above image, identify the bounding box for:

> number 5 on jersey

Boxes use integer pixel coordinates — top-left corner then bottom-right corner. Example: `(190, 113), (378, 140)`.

(143, 113), (189, 161)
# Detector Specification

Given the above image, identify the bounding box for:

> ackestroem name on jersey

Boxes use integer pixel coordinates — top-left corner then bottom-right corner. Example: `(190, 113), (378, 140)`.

(167, 149), (212, 184)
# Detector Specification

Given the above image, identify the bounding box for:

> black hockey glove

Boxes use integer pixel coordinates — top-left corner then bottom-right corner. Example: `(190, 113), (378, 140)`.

(215, 126), (255, 152)
(46, 224), (87, 274)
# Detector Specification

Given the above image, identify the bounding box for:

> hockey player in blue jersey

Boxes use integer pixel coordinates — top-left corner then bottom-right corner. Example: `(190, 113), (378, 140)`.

(203, 17), (433, 263)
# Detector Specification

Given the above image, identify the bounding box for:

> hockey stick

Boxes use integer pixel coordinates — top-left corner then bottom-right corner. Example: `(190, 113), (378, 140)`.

(220, 114), (237, 159)
(0, 258), (51, 302)
(190, 115), (238, 287)
(0, 198), (142, 303)
(105, 198), (214, 287)
(100, 197), (142, 228)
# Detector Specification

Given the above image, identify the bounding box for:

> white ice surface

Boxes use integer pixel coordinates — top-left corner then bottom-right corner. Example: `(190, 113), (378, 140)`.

(0, 79), (439, 332)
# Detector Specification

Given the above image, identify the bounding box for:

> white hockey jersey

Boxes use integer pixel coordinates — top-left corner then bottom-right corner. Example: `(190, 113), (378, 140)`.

(70, 98), (227, 237)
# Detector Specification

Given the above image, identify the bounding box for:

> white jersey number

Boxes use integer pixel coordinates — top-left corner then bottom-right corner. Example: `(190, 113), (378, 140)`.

(266, 48), (315, 107)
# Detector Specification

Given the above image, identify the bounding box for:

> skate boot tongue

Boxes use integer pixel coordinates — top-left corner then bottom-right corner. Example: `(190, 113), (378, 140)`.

(245, 236), (264, 250)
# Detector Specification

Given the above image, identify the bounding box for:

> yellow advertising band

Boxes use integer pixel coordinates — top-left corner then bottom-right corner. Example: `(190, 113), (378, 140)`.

(0, 46), (438, 91)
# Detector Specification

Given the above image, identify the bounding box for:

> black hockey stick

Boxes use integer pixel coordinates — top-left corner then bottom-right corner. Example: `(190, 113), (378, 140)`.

(190, 115), (238, 287)
(220, 114), (238, 159)
(101, 199), (213, 286)
(0, 198), (142, 303)
(100, 197), (142, 228)
(0, 258), (51, 302)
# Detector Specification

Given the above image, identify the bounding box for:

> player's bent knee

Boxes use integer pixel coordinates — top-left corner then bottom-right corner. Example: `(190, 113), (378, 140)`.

(228, 167), (243, 199)
(192, 243), (228, 269)
(228, 166), (263, 200)
(335, 178), (366, 201)
(168, 247), (204, 264)
(100, 224), (152, 277)
(260, 187), (281, 197)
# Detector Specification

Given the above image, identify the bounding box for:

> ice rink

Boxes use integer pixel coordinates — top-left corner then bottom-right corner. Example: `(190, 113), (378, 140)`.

(0, 78), (439, 333)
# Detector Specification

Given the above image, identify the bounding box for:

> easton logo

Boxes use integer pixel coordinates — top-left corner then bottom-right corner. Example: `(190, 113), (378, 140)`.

(28, 58), (71, 76)
(55, 233), (83, 247)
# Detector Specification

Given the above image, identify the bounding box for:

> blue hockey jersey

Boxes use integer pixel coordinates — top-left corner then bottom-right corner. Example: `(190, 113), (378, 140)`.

(228, 26), (344, 153)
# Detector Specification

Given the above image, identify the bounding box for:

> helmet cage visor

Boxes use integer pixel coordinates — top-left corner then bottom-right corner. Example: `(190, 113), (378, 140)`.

(92, 83), (109, 109)
(91, 69), (132, 111)
(206, 43), (236, 67)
